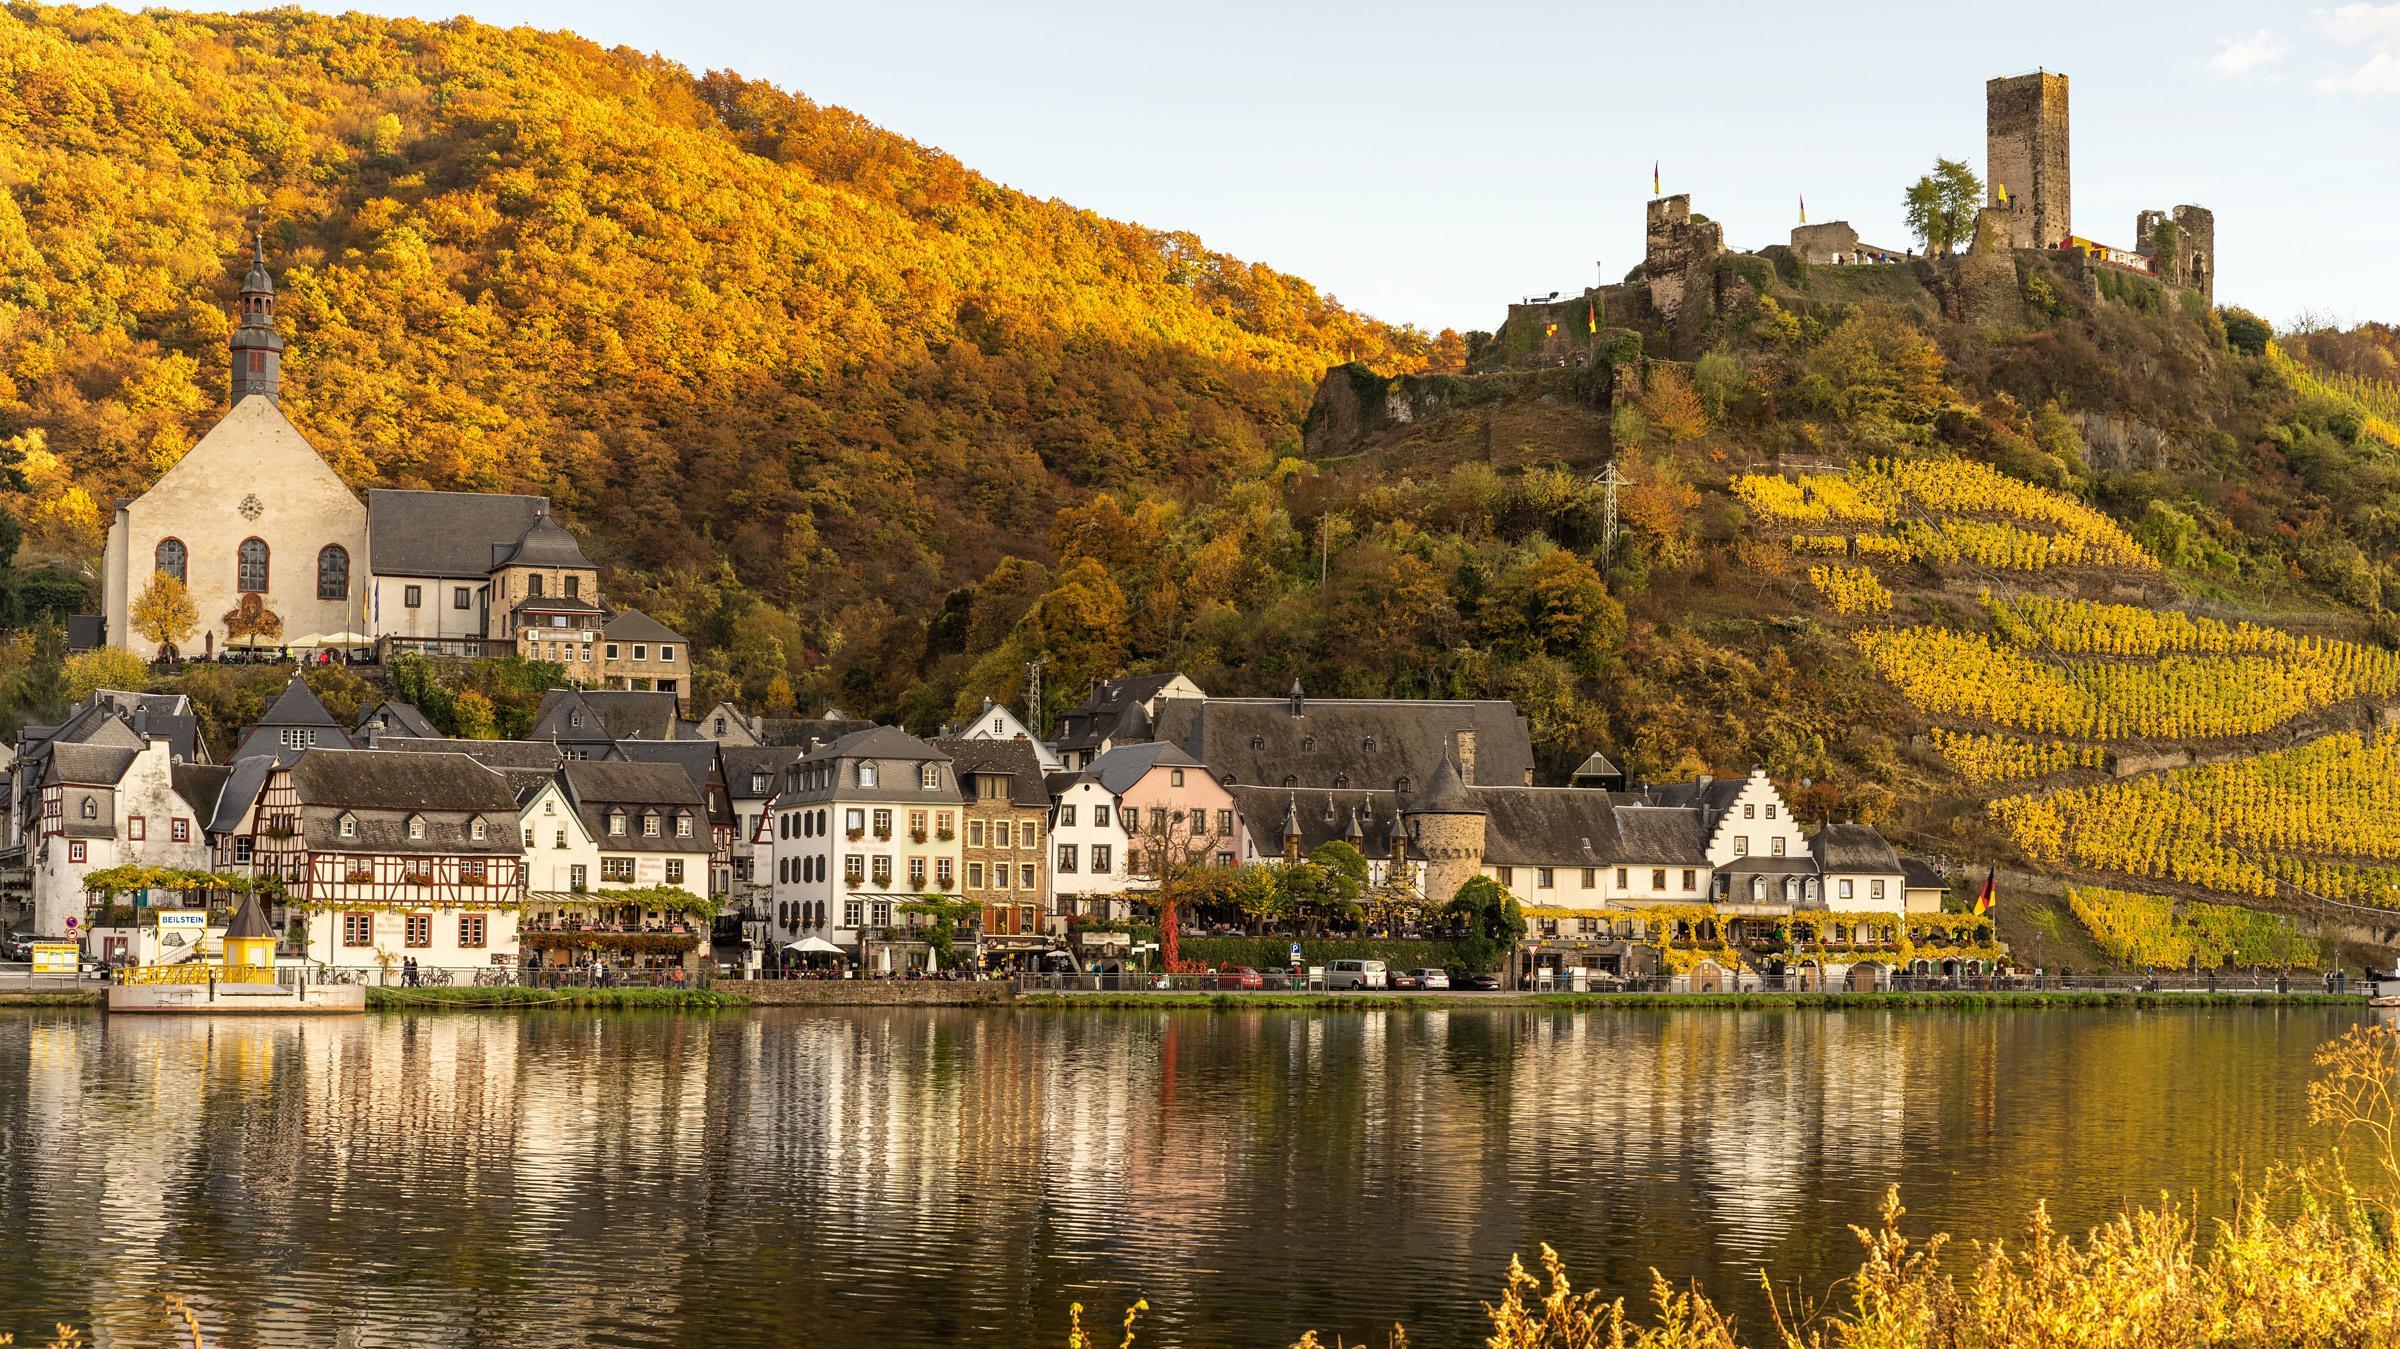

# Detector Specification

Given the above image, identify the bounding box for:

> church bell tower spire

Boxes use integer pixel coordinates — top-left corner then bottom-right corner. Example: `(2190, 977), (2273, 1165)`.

(230, 233), (284, 404)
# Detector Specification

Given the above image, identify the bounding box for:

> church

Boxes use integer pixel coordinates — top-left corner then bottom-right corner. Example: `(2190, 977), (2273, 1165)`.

(97, 241), (691, 707)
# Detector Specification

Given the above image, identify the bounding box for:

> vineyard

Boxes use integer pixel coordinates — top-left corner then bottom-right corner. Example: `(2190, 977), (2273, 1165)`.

(1927, 730), (2105, 785)
(1807, 565), (1892, 616)
(2269, 343), (2400, 450)
(2064, 885), (2321, 969)
(1733, 458), (2158, 574)
(1991, 730), (2400, 907)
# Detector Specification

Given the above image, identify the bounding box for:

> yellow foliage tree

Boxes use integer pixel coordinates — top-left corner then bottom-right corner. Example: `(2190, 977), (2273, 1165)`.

(129, 572), (198, 655)
(63, 647), (151, 705)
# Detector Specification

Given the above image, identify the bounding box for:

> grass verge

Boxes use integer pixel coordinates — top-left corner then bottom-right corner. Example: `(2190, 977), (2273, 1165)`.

(1014, 989), (2366, 1011)
(365, 985), (748, 1010)
(0, 990), (105, 1008)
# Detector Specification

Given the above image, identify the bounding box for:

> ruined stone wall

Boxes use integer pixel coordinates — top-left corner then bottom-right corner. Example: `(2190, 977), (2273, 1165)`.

(2136, 205), (2216, 303)
(1789, 221), (1860, 264)
(1986, 72), (2070, 248)
(1645, 195), (1724, 323)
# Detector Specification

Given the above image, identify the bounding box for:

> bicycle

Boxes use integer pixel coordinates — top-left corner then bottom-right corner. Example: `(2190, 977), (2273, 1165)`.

(418, 968), (453, 987)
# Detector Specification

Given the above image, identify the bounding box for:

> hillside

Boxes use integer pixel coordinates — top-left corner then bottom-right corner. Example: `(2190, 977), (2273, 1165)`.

(0, 3), (1430, 663)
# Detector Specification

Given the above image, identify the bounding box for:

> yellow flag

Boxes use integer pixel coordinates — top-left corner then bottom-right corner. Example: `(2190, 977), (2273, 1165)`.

(1996, 182), (2009, 206)
(1652, 161), (1661, 196)
(1799, 193), (1807, 225)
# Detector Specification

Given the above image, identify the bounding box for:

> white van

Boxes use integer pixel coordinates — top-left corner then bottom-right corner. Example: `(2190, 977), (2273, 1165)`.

(1325, 958), (1388, 990)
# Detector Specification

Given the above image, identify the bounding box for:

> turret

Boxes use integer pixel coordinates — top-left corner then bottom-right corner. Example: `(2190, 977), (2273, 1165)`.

(230, 235), (284, 404)
(1403, 754), (1488, 907)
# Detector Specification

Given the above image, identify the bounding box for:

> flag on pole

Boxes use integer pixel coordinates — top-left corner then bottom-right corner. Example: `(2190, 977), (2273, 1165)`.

(1973, 868), (1997, 917)
(1799, 194), (1807, 225)
(1652, 161), (1661, 196)
(1587, 300), (1598, 334)
(1996, 182), (2010, 206)
(1544, 322), (1557, 338)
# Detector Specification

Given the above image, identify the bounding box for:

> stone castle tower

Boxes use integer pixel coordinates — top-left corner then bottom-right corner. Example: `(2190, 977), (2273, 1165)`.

(1986, 72), (2070, 249)
(2136, 204), (2216, 302)
(230, 235), (284, 403)
(1404, 754), (1487, 906)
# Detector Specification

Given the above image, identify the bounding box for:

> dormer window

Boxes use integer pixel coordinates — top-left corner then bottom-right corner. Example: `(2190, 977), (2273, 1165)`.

(470, 818), (487, 843)
(570, 710), (585, 730)
(751, 772), (769, 794)
(1363, 736), (1376, 752)
(675, 814), (692, 838)
(608, 810), (625, 837)
(920, 764), (940, 789)
(1396, 776), (1412, 794)
(643, 813), (660, 837)
(1251, 736), (1265, 751)
(859, 763), (879, 788)
(79, 797), (98, 820)
(406, 815), (426, 841)
(338, 813), (357, 839)
(1301, 736), (1316, 752)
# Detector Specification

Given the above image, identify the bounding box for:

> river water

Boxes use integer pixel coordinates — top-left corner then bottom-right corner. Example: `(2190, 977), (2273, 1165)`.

(0, 1006), (2360, 1347)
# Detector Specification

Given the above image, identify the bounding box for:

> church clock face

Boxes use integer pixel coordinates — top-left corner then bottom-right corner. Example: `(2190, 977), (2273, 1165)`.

(238, 493), (264, 522)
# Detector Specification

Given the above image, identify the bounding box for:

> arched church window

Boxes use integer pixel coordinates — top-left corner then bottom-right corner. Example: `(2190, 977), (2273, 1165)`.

(317, 545), (349, 601)
(155, 539), (186, 583)
(237, 538), (268, 593)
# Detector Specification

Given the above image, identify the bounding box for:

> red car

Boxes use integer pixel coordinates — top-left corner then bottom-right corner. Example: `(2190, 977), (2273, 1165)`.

(1210, 966), (1265, 990)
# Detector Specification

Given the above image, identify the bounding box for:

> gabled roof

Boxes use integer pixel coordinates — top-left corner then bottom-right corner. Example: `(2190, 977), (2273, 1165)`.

(366, 489), (550, 579)
(208, 757), (276, 834)
(530, 689), (680, 743)
(602, 608), (684, 644)
(1901, 856), (1950, 890)
(1082, 741), (1206, 798)
(1571, 751), (1623, 783)
(1050, 672), (1198, 752)
(379, 737), (567, 772)
(754, 713), (877, 749)
(1813, 823), (1904, 875)
(723, 745), (808, 800)
(930, 736), (1052, 809)
(492, 512), (592, 570)
(258, 675), (343, 730)
(612, 740), (727, 820)
(558, 759), (708, 854)
(773, 726), (958, 806)
(45, 743), (140, 788)
(1154, 692), (1536, 791)
(171, 763), (231, 821)
(354, 700), (441, 739)
(288, 748), (520, 814)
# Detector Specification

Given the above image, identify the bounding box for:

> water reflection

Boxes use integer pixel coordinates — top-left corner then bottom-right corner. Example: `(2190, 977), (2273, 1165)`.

(0, 1007), (2355, 1347)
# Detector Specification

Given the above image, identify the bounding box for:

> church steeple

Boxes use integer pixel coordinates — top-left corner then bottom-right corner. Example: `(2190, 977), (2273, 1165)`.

(230, 234), (284, 404)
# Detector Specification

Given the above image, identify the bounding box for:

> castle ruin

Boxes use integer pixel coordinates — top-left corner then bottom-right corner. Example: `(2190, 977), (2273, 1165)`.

(1986, 71), (2071, 249)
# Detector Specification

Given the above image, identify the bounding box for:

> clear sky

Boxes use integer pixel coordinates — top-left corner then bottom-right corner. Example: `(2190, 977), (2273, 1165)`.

(147, 0), (2400, 334)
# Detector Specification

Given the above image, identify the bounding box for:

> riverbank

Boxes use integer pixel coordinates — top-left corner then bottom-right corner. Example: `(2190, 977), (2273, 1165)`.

(363, 985), (744, 1010)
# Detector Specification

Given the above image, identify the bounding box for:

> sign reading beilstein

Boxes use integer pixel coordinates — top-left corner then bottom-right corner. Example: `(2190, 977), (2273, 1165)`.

(151, 909), (209, 966)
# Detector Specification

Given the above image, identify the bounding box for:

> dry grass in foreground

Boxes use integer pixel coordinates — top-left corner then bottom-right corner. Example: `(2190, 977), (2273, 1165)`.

(1074, 1023), (2400, 1348)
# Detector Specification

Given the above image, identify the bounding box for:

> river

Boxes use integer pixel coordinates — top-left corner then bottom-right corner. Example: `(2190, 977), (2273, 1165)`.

(0, 1005), (2360, 1346)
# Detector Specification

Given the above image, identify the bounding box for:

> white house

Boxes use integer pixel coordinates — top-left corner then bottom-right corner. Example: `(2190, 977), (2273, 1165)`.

(516, 760), (712, 976)
(764, 727), (964, 968)
(949, 697), (1063, 771)
(1047, 775), (1135, 920)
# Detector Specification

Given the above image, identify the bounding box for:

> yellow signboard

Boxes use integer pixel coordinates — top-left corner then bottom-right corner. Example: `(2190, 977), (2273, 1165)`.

(31, 943), (79, 975)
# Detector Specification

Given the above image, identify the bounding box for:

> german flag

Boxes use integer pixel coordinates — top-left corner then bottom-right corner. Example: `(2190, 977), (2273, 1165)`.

(1973, 868), (1997, 917)
(1587, 300), (1598, 334)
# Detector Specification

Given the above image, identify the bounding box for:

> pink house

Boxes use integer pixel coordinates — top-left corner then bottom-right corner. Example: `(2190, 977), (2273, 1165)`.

(1082, 743), (1243, 881)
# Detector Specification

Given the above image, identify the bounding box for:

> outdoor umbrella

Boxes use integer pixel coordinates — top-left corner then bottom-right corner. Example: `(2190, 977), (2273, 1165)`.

(783, 936), (842, 955)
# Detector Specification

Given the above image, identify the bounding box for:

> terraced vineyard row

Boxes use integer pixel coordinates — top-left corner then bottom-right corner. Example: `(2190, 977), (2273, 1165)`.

(1991, 731), (2400, 906)
(1734, 458), (2157, 573)
(2065, 885), (2321, 969)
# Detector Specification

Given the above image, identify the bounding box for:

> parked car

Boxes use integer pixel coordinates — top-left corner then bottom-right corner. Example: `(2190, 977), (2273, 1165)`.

(1410, 968), (1451, 991)
(1324, 958), (1388, 990)
(1211, 966), (1265, 990)
(0, 935), (31, 962)
(1454, 971), (1502, 991)
(1388, 969), (1420, 990)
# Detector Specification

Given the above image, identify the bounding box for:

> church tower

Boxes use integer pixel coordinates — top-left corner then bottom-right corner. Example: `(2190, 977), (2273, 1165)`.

(230, 236), (284, 403)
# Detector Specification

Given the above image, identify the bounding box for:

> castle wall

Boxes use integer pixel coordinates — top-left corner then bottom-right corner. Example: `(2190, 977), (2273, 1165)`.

(1789, 221), (1860, 264)
(2136, 205), (2215, 303)
(1411, 813), (1486, 908)
(1986, 72), (2070, 248)
(1645, 195), (1724, 323)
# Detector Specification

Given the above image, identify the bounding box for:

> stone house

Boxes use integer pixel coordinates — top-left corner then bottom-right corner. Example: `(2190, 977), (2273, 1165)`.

(931, 736), (1052, 946)
(365, 489), (551, 653)
(599, 609), (690, 710)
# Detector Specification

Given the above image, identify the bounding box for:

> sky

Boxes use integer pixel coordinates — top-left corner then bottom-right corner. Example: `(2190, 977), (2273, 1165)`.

(145, 0), (2400, 335)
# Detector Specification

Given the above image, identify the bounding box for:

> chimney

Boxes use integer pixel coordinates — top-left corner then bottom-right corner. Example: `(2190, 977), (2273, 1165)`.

(1453, 729), (1478, 784)
(133, 705), (149, 738)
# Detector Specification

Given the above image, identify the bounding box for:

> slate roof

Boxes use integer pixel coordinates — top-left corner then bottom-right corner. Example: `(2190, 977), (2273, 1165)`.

(354, 700), (441, 739)
(379, 738), (568, 771)
(493, 512), (592, 570)
(286, 749), (522, 856)
(208, 757), (275, 835)
(602, 608), (684, 644)
(222, 892), (273, 941)
(754, 713), (877, 749)
(1227, 785), (1409, 857)
(66, 614), (105, 651)
(1406, 755), (1480, 814)
(559, 759), (709, 854)
(1901, 857), (1950, 891)
(367, 489), (550, 579)
(171, 763), (231, 821)
(612, 740), (729, 824)
(1052, 672), (1192, 753)
(1082, 742), (1206, 799)
(1647, 776), (1746, 814)
(930, 736), (1052, 810)
(774, 727), (960, 807)
(1157, 692), (1535, 790)
(723, 745), (808, 801)
(1475, 790), (1713, 866)
(44, 743), (140, 788)
(1813, 823), (1905, 875)
(530, 689), (680, 743)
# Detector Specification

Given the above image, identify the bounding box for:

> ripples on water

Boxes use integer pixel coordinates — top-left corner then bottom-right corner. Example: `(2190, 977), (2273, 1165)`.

(0, 1007), (2358, 1347)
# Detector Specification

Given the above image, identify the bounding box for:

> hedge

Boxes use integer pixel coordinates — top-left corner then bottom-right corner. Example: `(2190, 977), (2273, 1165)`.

(1176, 937), (1480, 971)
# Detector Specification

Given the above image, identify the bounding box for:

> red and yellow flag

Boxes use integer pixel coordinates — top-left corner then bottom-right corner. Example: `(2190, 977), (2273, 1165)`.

(1799, 193), (1807, 226)
(1973, 868), (1997, 917)
(1587, 300), (1598, 334)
